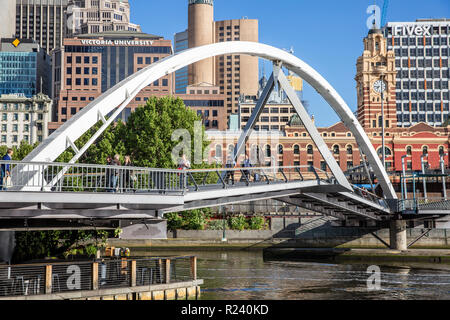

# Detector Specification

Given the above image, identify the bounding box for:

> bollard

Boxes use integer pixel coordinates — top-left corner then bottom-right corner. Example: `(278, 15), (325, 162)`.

(130, 260), (136, 287)
(165, 259), (171, 284)
(92, 262), (99, 290)
(190, 256), (197, 281)
(45, 265), (52, 294)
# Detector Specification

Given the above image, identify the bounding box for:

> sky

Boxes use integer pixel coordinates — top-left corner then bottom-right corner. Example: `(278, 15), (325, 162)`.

(130, 0), (450, 127)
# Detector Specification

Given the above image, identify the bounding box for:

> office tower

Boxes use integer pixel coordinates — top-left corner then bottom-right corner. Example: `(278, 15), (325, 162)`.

(384, 19), (449, 127)
(66, 0), (141, 37)
(174, 30), (188, 94)
(15, 0), (69, 54)
(180, 0), (259, 118)
(50, 31), (173, 130)
(0, 0), (16, 39)
(0, 38), (51, 97)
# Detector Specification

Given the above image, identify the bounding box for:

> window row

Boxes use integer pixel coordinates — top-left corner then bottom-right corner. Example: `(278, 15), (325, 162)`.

(66, 78), (99, 86)
(67, 56), (98, 64)
(396, 91), (449, 100)
(397, 102), (450, 111)
(397, 113), (449, 123)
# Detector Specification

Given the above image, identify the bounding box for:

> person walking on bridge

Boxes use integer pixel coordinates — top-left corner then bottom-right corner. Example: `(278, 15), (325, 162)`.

(0, 149), (13, 191)
(242, 154), (253, 182)
(225, 156), (236, 185)
(178, 154), (191, 190)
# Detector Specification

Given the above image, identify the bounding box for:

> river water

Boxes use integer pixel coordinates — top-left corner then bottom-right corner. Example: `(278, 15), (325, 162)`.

(136, 249), (450, 300)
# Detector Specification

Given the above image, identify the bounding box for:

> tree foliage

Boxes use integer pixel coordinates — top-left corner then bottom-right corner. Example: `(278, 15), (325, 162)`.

(6, 96), (215, 262)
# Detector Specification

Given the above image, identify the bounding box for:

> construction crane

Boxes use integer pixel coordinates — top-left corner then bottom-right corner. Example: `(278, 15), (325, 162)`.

(381, 0), (390, 28)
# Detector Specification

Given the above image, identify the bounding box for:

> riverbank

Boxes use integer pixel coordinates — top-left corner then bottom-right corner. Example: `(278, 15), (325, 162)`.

(106, 238), (450, 266)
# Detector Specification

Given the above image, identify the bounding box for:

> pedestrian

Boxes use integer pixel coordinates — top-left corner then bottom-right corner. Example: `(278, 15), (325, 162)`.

(177, 154), (191, 190)
(123, 156), (136, 192)
(0, 149), (13, 191)
(111, 154), (121, 192)
(225, 156), (236, 185)
(105, 155), (113, 192)
(241, 154), (253, 182)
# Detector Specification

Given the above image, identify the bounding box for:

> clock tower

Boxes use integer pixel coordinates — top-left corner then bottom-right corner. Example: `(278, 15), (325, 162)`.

(355, 28), (397, 131)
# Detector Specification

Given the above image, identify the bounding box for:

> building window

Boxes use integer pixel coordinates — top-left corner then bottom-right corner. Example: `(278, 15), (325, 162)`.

(265, 145), (271, 157)
(333, 145), (340, 155)
(346, 145), (353, 155)
(278, 145), (283, 155)
(294, 145), (300, 155)
(423, 146), (428, 155)
(406, 146), (412, 156)
(307, 145), (313, 155)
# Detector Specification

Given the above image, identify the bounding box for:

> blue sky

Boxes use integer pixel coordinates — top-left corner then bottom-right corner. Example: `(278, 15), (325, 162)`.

(130, 0), (450, 127)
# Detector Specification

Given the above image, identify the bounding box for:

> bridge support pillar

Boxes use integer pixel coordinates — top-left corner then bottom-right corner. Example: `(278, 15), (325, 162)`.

(389, 219), (407, 251)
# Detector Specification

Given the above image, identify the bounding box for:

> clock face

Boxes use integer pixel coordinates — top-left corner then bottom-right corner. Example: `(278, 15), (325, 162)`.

(373, 80), (387, 94)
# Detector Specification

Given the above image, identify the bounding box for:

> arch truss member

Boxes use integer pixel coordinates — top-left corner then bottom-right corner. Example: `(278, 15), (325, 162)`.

(18, 41), (396, 200)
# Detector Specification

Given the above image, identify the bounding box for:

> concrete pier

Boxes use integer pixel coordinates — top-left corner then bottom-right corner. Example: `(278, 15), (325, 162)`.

(389, 219), (407, 251)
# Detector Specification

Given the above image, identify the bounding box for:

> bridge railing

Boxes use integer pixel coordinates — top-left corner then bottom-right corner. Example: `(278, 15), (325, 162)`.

(398, 197), (450, 212)
(184, 165), (333, 191)
(350, 184), (388, 208)
(2, 160), (184, 193)
(0, 256), (197, 298)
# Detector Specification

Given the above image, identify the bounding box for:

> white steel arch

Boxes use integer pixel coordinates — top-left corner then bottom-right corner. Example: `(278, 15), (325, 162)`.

(22, 41), (397, 199)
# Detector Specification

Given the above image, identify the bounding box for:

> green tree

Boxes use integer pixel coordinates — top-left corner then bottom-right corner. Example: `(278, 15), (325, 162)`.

(121, 96), (209, 168)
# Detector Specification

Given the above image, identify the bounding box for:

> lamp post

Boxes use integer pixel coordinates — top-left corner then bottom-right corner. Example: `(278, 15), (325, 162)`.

(441, 153), (448, 201)
(401, 155), (410, 200)
(421, 153), (428, 202)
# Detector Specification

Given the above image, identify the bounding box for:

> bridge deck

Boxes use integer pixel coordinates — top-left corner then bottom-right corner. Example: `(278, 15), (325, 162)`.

(0, 161), (393, 224)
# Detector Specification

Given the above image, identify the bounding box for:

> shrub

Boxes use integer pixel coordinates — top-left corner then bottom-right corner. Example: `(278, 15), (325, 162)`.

(228, 214), (248, 231)
(248, 215), (266, 230)
(165, 212), (184, 231)
(206, 219), (228, 230)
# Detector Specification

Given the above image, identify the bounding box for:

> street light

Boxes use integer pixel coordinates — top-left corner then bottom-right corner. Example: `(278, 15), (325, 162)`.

(441, 153), (448, 201)
(401, 155), (410, 200)
(421, 153), (429, 201)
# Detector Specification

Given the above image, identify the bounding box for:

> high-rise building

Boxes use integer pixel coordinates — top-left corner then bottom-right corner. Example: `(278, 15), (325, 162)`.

(15, 0), (69, 54)
(66, 0), (141, 37)
(0, 93), (52, 146)
(188, 0), (214, 86)
(214, 18), (258, 115)
(0, 0), (16, 39)
(0, 38), (51, 97)
(384, 19), (450, 127)
(177, 0), (259, 118)
(50, 31), (173, 130)
(174, 30), (189, 94)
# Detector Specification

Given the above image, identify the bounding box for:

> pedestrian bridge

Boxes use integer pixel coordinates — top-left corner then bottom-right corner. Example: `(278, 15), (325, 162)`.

(0, 160), (392, 227)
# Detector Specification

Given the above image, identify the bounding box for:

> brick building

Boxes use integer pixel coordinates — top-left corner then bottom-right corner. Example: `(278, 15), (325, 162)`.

(206, 28), (450, 176)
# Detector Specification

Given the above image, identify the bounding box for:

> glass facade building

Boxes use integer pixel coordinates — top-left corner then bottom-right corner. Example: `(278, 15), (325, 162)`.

(51, 32), (173, 127)
(385, 19), (450, 127)
(0, 52), (37, 97)
(174, 30), (189, 94)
